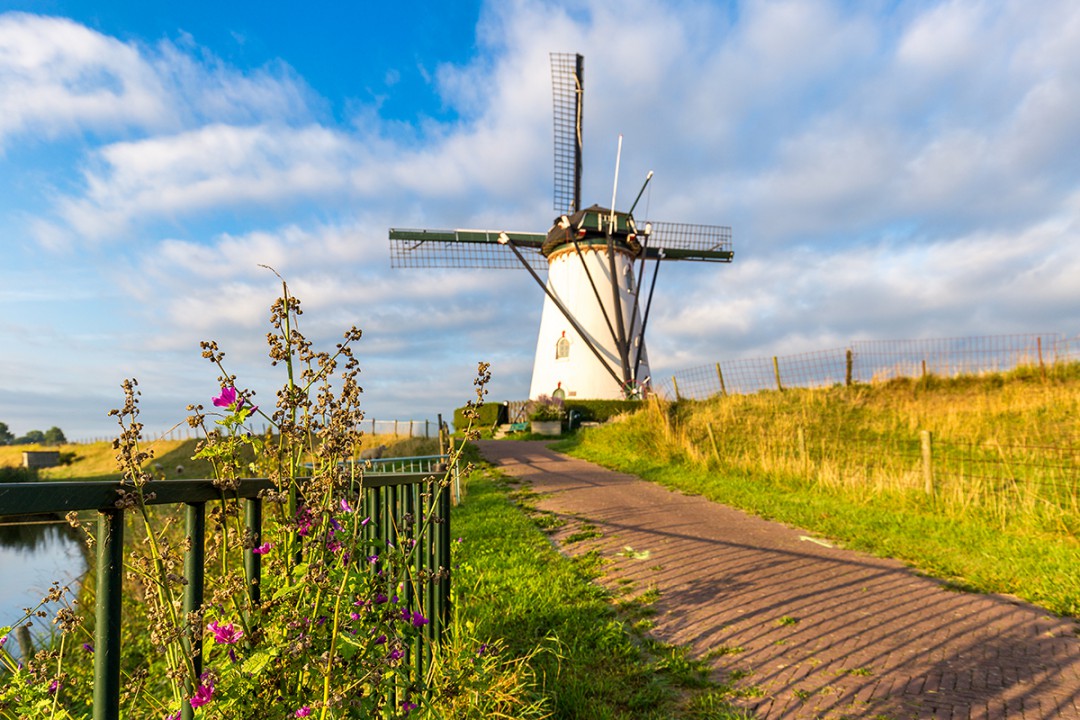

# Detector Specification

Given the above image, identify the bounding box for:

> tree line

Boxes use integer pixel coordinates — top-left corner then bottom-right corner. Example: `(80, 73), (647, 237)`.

(0, 422), (67, 445)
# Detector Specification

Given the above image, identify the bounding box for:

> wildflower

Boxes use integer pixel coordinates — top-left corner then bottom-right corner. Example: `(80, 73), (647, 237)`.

(190, 676), (214, 708)
(296, 707), (312, 717)
(368, 555), (379, 564)
(208, 621), (243, 645)
(374, 593), (388, 604)
(340, 498), (353, 513)
(212, 386), (237, 408)
(411, 611), (429, 628)
(402, 700), (418, 713)
(82, 642), (94, 653)
(48, 680), (60, 694)
(477, 643), (488, 656)
(252, 542), (272, 555)
(213, 386), (258, 414)
(360, 516), (371, 526)
(327, 540), (343, 553)
(388, 648), (404, 661)
(165, 712), (181, 720)
(373, 634), (387, 645)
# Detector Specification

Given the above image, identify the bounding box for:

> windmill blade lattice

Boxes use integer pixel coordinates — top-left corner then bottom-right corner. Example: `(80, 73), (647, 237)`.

(642, 221), (734, 262)
(389, 229), (548, 271)
(551, 53), (583, 214)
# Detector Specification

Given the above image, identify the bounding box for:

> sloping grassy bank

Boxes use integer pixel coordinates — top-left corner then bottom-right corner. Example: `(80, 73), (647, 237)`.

(557, 369), (1080, 618)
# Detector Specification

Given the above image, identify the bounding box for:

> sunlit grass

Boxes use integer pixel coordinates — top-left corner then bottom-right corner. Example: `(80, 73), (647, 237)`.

(558, 365), (1080, 617)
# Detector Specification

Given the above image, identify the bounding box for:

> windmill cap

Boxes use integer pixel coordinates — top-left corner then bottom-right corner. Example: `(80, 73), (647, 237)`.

(541, 204), (642, 258)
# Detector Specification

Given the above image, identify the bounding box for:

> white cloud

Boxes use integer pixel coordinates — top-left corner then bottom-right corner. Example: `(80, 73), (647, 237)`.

(0, 13), (170, 145)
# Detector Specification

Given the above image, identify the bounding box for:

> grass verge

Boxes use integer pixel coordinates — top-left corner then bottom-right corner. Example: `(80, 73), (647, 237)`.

(555, 411), (1080, 619)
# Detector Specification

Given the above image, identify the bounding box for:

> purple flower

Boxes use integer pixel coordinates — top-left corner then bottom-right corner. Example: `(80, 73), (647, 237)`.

(190, 676), (214, 708)
(208, 620), (243, 645)
(296, 707), (312, 717)
(340, 498), (353, 513)
(360, 516), (371, 526)
(402, 700), (418, 713)
(211, 386), (258, 413)
(252, 542), (272, 555)
(411, 611), (429, 628)
(373, 593), (388, 604)
(82, 642), (94, 653)
(165, 712), (181, 720)
(48, 680), (60, 694)
(212, 386), (237, 408)
(388, 648), (404, 661)
(477, 643), (488, 656)
(373, 634), (387, 645)
(368, 554), (379, 564)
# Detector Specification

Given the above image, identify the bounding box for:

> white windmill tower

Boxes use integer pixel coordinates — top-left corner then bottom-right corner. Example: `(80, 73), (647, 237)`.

(389, 53), (733, 401)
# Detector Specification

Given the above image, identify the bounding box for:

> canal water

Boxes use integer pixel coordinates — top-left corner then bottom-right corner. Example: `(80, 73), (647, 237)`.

(0, 519), (87, 659)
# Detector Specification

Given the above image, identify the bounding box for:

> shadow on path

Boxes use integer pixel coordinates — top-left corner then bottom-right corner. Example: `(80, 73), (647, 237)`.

(477, 440), (1080, 720)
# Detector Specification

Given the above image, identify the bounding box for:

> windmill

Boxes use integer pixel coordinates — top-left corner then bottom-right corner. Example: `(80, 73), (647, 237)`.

(389, 53), (733, 402)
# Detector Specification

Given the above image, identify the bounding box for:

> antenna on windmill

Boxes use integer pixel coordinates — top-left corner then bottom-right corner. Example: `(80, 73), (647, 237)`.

(388, 52), (734, 402)
(609, 134), (623, 231)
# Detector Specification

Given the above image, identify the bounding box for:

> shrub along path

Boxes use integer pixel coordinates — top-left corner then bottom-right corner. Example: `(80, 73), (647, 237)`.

(476, 440), (1080, 720)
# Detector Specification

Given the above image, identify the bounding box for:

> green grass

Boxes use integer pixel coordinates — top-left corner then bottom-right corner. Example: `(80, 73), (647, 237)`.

(451, 460), (751, 719)
(555, 368), (1080, 618)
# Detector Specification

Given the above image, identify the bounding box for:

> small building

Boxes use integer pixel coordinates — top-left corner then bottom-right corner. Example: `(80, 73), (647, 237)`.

(22, 451), (60, 469)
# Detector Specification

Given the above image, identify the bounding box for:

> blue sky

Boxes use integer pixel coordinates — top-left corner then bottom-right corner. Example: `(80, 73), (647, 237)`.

(1, 0), (1079, 440)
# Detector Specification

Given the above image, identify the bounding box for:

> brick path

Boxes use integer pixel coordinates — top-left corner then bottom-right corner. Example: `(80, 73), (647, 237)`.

(476, 440), (1080, 720)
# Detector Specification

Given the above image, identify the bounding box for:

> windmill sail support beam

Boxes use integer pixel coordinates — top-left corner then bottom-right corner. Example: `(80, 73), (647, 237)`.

(530, 243), (649, 400)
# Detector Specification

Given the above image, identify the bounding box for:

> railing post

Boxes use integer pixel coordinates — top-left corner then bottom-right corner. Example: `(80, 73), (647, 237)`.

(181, 502), (206, 720)
(245, 498), (263, 606)
(93, 508), (124, 720)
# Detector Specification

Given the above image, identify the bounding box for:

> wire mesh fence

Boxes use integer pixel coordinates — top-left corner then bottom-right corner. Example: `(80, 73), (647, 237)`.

(659, 333), (1080, 400)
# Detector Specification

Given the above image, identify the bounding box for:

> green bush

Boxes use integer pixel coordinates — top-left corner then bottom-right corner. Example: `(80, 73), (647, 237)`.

(564, 399), (642, 423)
(0, 466), (38, 483)
(454, 402), (506, 431)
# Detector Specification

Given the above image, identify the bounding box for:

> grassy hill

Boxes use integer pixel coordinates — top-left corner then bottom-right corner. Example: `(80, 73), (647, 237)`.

(0, 434), (441, 482)
(559, 364), (1080, 617)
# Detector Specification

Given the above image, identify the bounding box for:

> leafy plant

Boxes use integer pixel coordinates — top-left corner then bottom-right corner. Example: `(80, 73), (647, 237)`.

(526, 395), (565, 422)
(0, 274), (490, 719)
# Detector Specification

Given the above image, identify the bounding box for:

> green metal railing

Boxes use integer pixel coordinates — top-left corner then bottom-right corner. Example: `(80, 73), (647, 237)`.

(0, 466), (452, 720)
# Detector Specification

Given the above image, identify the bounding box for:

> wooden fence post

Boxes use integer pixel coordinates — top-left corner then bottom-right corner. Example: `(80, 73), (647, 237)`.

(773, 356), (784, 391)
(672, 376), (681, 401)
(715, 363), (727, 396)
(706, 424), (721, 464)
(797, 426), (807, 471)
(920, 430), (934, 496)
(845, 349), (853, 387)
(1038, 337), (1047, 381)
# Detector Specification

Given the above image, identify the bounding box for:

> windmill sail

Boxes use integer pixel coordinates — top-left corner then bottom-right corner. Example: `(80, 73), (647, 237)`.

(389, 228), (548, 271)
(551, 53), (583, 214)
(641, 221), (734, 262)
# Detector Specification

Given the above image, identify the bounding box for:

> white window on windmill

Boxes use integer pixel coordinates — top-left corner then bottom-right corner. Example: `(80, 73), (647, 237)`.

(555, 331), (570, 360)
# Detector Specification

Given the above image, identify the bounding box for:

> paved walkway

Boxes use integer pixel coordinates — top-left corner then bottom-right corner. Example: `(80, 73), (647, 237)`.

(476, 440), (1080, 720)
